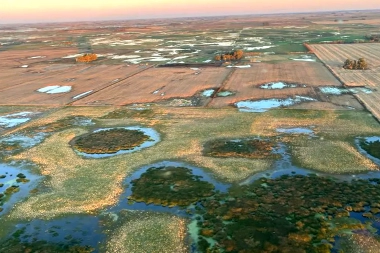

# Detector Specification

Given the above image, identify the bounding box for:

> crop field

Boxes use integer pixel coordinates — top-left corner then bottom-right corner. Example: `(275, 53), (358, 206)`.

(310, 43), (380, 121)
(0, 64), (148, 105)
(73, 67), (231, 106)
(209, 61), (343, 108)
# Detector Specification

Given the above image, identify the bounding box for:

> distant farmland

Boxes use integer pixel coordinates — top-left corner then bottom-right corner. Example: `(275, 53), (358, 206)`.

(310, 43), (380, 121)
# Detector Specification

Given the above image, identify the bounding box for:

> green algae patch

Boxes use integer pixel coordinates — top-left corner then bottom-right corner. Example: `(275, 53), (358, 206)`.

(195, 175), (380, 252)
(72, 128), (150, 154)
(203, 138), (278, 159)
(129, 166), (215, 207)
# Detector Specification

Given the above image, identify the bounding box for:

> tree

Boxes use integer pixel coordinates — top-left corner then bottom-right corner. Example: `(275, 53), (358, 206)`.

(343, 59), (354, 69)
(214, 50), (244, 62)
(76, 53), (97, 63)
(357, 58), (368, 70)
(343, 58), (368, 70)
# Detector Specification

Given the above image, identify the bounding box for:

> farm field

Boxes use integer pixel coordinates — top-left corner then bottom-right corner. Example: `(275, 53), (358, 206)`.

(310, 43), (380, 121)
(73, 67), (231, 106)
(209, 61), (343, 108)
(0, 64), (149, 105)
(1, 9), (380, 253)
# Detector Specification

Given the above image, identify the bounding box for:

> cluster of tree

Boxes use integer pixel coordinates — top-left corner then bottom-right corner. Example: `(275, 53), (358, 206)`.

(343, 58), (368, 70)
(214, 50), (244, 61)
(366, 35), (380, 42)
(76, 53), (97, 63)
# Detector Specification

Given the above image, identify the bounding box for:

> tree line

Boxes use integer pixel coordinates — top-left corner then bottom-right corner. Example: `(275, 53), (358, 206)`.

(343, 58), (368, 70)
(214, 50), (244, 61)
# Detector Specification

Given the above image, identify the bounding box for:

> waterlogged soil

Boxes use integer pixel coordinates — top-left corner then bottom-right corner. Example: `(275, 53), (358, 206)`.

(194, 175), (380, 253)
(358, 137), (380, 160)
(260, 82), (300, 90)
(0, 112), (34, 129)
(71, 128), (151, 154)
(99, 108), (154, 119)
(276, 127), (315, 136)
(203, 138), (278, 159)
(128, 166), (215, 207)
(0, 162), (227, 253)
(319, 87), (373, 95)
(201, 89), (215, 97)
(2, 146), (380, 252)
(216, 90), (235, 97)
(0, 163), (40, 216)
(33, 116), (94, 133)
(0, 215), (101, 253)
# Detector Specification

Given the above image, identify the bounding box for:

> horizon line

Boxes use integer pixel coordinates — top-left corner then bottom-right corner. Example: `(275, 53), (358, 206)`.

(1, 8), (380, 26)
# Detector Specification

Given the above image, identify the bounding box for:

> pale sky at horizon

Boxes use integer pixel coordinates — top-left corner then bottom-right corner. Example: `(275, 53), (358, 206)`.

(1, 0), (380, 24)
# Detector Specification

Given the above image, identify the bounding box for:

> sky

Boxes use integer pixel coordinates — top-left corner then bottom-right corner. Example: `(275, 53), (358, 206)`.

(1, 0), (380, 24)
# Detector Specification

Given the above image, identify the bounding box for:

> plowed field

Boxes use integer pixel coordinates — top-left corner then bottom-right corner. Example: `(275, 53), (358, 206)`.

(310, 43), (380, 121)
(209, 62), (341, 107)
(73, 67), (231, 106)
(0, 64), (148, 105)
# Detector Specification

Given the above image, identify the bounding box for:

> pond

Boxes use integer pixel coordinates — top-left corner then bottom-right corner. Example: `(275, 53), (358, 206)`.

(235, 96), (316, 112)
(355, 136), (380, 165)
(0, 163), (41, 216)
(260, 81), (299, 89)
(0, 112), (34, 128)
(276, 127), (315, 136)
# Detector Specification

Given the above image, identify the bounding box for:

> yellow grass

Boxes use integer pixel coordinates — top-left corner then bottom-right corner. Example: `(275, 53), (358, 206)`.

(292, 138), (378, 173)
(105, 211), (187, 253)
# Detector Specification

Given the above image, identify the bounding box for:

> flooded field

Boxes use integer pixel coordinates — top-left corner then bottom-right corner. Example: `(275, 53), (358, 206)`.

(235, 96), (316, 112)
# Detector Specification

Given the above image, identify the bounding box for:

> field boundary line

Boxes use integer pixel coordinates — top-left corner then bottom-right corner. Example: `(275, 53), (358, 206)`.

(67, 65), (155, 106)
(306, 43), (346, 87)
(205, 68), (236, 107)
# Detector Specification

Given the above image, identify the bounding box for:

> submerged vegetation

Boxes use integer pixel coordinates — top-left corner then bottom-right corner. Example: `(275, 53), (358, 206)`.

(0, 238), (94, 253)
(203, 138), (278, 159)
(196, 175), (380, 253)
(360, 138), (380, 159)
(72, 128), (150, 154)
(129, 166), (215, 207)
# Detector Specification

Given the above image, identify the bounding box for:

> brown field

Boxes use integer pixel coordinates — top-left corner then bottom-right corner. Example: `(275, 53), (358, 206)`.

(0, 48), (78, 68)
(208, 61), (342, 107)
(73, 67), (231, 106)
(0, 64), (149, 105)
(310, 43), (380, 121)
